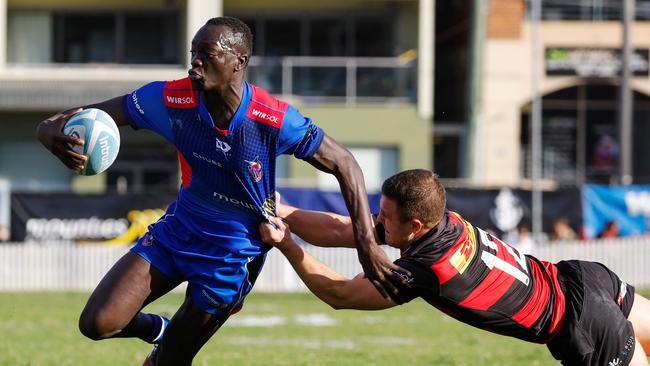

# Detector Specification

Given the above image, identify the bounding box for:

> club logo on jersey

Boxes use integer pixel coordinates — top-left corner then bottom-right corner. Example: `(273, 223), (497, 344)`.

(245, 156), (264, 182)
(215, 138), (231, 160)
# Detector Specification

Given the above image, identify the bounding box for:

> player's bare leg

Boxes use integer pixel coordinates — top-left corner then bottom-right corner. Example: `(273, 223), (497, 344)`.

(628, 294), (650, 355)
(152, 293), (232, 366)
(78, 251), (179, 340)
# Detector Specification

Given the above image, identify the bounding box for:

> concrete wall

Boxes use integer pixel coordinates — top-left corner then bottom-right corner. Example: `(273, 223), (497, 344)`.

(288, 104), (431, 180)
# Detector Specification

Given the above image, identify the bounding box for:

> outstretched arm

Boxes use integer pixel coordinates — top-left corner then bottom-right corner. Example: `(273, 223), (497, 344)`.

(305, 133), (406, 297)
(276, 194), (355, 248)
(260, 218), (396, 310)
(36, 96), (130, 172)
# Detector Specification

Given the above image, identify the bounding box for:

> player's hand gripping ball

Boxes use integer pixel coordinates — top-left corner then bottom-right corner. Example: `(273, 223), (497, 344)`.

(63, 108), (120, 175)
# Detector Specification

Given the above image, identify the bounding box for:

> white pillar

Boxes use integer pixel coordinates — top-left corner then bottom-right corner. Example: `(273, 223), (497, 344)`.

(417, 0), (434, 120)
(186, 0), (223, 68)
(0, 0), (7, 71)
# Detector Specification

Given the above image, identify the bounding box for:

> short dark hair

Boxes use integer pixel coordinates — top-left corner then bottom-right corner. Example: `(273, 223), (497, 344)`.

(205, 16), (253, 56)
(381, 169), (446, 227)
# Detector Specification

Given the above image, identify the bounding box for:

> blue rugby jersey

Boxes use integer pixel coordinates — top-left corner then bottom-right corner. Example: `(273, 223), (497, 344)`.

(124, 78), (324, 249)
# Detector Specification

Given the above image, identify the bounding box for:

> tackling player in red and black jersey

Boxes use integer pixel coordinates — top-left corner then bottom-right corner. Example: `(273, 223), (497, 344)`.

(260, 169), (650, 366)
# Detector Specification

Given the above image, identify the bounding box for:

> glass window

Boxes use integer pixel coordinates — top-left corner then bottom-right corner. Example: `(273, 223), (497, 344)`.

(106, 147), (178, 193)
(124, 14), (180, 64)
(310, 19), (347, 56)
(355, 18), (393, 57)
(530, 0), (650, 21)
(265, 20), (301, 56)
(52, 10), (181, 65)
(7, 11), (51, 63)
(56, 14), (116, 63)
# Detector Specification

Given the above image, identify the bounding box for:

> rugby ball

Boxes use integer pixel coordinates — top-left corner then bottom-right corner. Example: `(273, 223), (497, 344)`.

(63, 108), (120, 176)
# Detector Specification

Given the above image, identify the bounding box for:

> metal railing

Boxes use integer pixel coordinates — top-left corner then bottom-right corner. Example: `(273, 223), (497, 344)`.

(247, 56), (417, 105)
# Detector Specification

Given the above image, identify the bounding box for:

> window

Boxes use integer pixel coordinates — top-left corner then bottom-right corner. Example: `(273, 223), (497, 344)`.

(106, 146), (179, 193)
(520, 84), (650, 185)
(529, 0), (650, 21)
(7, 11), (52, 63)
(52, 10), (181, 65)
(239, 14), (394, 57)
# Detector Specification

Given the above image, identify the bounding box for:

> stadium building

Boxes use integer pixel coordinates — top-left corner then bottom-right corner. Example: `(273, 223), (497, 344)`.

(436, 0), (650, 186)
(0, 0), (432, 194)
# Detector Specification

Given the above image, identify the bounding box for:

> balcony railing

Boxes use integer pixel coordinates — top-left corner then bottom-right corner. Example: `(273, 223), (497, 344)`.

(247, 56), (417, 105)
(0, 56), (417, 109)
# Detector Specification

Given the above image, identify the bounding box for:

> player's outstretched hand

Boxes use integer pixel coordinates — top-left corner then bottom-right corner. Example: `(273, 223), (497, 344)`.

(259, 216), (295, 251)
(358, 243), (412, 298)
(37, 108), (87, 172)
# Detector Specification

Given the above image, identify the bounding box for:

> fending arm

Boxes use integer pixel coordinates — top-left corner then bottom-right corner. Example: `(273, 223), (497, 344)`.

(305, 133), (406, 296)
(260, 219), (396, 310)
(276, 196), (356, 248)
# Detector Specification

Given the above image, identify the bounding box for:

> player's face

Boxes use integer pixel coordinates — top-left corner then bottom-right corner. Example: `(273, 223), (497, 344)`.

(188, 25), (247, 91)
(378, 196), (415, 250)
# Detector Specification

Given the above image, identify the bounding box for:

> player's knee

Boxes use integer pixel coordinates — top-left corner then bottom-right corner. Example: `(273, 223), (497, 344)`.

(78, 309), (120, 341)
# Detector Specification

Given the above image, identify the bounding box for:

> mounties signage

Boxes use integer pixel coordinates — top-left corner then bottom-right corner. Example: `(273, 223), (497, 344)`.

(582, 185), (650, 239)
(546, 47), (650, 77)
(10, 193), (174, 243)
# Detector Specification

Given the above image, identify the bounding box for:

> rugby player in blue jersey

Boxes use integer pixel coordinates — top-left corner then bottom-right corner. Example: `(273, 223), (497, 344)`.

(36, 16), (405, 366)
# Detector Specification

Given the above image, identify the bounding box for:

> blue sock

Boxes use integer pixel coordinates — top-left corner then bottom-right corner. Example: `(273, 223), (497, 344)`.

(146, 313), (169, 344)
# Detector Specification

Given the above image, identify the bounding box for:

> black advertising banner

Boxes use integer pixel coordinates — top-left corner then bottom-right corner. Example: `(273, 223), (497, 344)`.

(9, 189), (582, 243)
(10, 193), (175, 242)
(445, 187), (582, 237)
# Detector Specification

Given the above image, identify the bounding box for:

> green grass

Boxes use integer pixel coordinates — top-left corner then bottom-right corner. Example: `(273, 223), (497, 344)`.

(0, 291), (565, 366)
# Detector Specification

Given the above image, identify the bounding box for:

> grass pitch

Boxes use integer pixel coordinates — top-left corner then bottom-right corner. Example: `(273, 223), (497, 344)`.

(0, 291), (563, 366)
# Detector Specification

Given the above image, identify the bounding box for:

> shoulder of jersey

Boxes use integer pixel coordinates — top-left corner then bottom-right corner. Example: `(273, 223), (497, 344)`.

(246, 83), (288, 129)
(163, 78), (198, 109)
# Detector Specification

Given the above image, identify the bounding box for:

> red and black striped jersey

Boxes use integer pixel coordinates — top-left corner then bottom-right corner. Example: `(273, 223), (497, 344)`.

(383, 210), (565, 343)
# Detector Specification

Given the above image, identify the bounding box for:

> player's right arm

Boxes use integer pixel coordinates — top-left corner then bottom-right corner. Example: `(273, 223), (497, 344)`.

(36, 96), (130, 171)
(260, 217), (396, 310)
(38, 80), (172, 172)
(276, 193), (356, 248)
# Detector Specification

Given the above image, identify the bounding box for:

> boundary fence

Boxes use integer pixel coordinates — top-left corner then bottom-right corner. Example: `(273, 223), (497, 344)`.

(1, 237), (649, 291)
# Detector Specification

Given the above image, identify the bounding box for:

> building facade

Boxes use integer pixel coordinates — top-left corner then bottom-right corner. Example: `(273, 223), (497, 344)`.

(437, 0), (650, 187)
(0, 0), (432, 194)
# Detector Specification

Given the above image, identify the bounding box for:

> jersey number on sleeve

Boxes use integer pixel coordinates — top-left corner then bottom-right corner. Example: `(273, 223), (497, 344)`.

(477, 228), (530, 286)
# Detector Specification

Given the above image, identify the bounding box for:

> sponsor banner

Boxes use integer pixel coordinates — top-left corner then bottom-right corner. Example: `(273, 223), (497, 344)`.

(546, 47), (650, 77)
(11, 188), (582, 242)
(582, 185), (650, 239)
(10, 193), (174, 243)
(277, 187), (582, 237)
